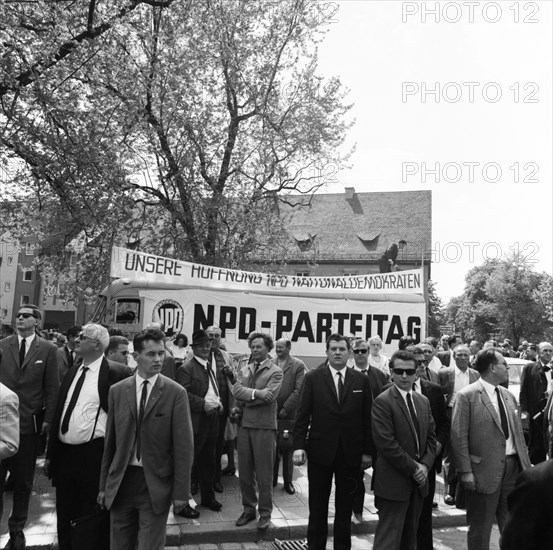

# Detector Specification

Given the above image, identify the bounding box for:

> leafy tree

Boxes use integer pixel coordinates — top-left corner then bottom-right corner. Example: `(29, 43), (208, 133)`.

(427, 279), (445, 337)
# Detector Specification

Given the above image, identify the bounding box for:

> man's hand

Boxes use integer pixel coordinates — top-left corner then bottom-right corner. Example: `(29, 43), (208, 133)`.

(173, 499), (187, 515)
(413, 463), (428, 485)
(43, 459), (51, 479)
(222, 365), (236, 384)
(41, 421), (51, 435)
(293, 449), (306, 466)
(361, 454), (372, 470)
(97, 491), (106, 509)
(460, 472), (476, 491)
(278, 408), (288, 419)
(255, 388), (270, 402)
(204, 401), (217, 414)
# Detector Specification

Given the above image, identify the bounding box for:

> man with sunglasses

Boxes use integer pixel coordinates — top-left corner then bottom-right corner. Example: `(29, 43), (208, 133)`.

(0, 304), (60, 550)
(371, 349), (437, 550)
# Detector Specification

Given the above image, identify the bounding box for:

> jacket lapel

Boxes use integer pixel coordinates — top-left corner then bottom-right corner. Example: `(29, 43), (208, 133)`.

(340, 367), (354, 405)
(22, 336), (40, 369)
(392, 386), (419, 446)
(479, 381), (503, 434)
(323, 366), (339, 403)
(143, 376), (163, 420)
(98, 358), (110, 412)
(124, 378), (137, 421)
(8, 336), (19, 365)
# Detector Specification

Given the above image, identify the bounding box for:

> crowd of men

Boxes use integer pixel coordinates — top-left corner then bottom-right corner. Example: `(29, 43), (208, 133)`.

(1, 303), (553, 550)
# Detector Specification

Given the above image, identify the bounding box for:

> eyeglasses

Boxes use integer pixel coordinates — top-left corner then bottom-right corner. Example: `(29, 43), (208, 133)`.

(77, 333), (98, 343)
(352, 349), (368, 354)
(416, 359), (426, 364)
(17, 313), (35, 319)
(393, 368), (416, 376)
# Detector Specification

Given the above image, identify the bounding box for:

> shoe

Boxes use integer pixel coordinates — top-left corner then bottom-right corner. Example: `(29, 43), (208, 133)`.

(352, 513), (363, 525)
(257, 517), (271, 530)
(177, 504), (200, 519)
(221, 466), (236, 476)
(201, 499), (223, 511)
(432, 501), (439, 509)
(236, 512), (256, 526)
(213, 481), (223, 493)
(191, 482), (198, 495)
(284, 482), (295, 495)
(273, 479), (278, 487)
(444, 494), (455, 506)
(5, 531), (25, 550)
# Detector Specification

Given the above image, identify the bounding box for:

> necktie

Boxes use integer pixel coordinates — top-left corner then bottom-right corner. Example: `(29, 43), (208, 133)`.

(495, 387), (509, 438)
(207, 364), (219, 396)
(361, 369), (368, 375)
(406, 392), (421, 453)
(19, 338), (26, 368)
(136, 380), (149, 461)
(66, 347), (73, 369)
(60, 367), (88, 434)
(337, 371), (344, 402)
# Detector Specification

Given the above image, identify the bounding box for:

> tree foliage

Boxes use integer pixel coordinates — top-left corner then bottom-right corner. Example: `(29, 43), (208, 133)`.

(427, 279), (445, 337)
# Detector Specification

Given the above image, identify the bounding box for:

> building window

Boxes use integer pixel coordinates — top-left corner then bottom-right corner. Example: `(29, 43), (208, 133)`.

(296, 271), (310, 277)
(21, 295), (30, 305)
(25, 242), (37, 256)
(343, 271), (358, 276)
(4, 282), (11, 292)
(23, 269), (33, 282)
(1, 308), (7, 317)
(7, 256), (13, 265)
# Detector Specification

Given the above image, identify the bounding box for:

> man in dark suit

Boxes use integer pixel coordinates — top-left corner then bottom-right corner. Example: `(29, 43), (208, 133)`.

(44, 324), (131, 550)
(451, 348), (531, 550)
(378, 240), (406, 273)
(371, 350), (437, 550)
(349, 337), (387, 523)
(412, 347), (449, 550)
(519, 341), (553, 464)
(176, 330), (223, 513)
(293, 333), (374, 550)
(500, 458), (553, 550)
(57, 326), (81, 380)
(98, 328), (193, 550)
(0, 304), (59, 550)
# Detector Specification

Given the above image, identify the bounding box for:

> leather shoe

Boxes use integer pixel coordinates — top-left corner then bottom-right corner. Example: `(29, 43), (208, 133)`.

(236, 512), (256, 527)
(444, 494), (455, 506)
(191, 482), (198, 495)
(213, 481), (223, 493)
(352, 513), (363, 525)
(273, 479), (278, 487)
(201, 499), (222, 511)
(177, 504), (200, 519)
(257, 517), (271, 531)
(221, 466), (236, 476)
(284, 482), (295, 495)
(5, 531), (25, 550)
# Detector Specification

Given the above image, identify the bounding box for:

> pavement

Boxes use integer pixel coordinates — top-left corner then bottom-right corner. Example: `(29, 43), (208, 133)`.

(1, 457), (468, 549)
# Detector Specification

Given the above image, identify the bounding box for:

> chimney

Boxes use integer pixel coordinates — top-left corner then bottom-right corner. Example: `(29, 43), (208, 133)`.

(344, 187), (355, 200)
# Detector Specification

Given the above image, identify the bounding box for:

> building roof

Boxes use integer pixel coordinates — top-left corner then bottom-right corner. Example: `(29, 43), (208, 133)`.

(269, 189), (432, 263)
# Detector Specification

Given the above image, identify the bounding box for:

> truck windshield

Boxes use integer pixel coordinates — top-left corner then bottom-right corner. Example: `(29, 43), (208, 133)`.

(113, 299), (140, 324)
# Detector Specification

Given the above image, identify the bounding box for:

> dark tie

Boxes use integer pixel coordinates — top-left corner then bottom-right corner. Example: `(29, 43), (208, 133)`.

(207, 364), (219, 396)
(337, 371), (344, 402)
(406, 392), (421, 453)
(60, 366), (88, 434)
(136, 380), (149, 461)
(495, 387), (509, 438)
(19, 338), (26, 368)
(66, 347), (73, 369)
(361, 369), (368, 375)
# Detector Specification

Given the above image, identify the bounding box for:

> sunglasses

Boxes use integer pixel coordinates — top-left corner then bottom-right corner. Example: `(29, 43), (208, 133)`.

(352, 349), (368, 354)
(17, 313), (35, 319)
(393, 368), (416, 376)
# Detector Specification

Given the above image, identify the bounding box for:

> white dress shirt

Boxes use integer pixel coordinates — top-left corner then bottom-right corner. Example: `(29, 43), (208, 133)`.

(195, 355), (220, 404)
(451, 365), (470, 407)
(17, 333), (35, 357)
(328, 366), (347, 401)
(480, 379), (516, 456)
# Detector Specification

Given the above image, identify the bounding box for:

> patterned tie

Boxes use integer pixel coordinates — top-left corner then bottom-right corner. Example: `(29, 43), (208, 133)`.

(19, 338), (26, 368)
(495, 387), (509, 438)
(136, 380), (149, 461)
(406, 392), (421, 454)
(61, 367), (88, 434)
(337, 371), (344, 402)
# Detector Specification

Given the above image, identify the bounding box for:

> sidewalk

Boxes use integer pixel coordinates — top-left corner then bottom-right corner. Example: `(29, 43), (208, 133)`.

(1, 458), (467, 549)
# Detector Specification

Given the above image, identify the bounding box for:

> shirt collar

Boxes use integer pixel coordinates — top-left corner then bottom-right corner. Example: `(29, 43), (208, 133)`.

(82, 355), (103, 372)
(136, 372), (159, 389)
(194, 355), (208, 367)
(18, 333), (35, 346)
(455, 364), (469, 376)
(328, 365), (347, 378)
(394, 384), (412, 399)
(480, 377), (497, 397)
(353, 365), (369, 373)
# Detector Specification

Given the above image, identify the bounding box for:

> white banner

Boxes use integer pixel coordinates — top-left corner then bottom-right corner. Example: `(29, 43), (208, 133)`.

(111, 246), (424, 297)
(139, 288), (426, 357)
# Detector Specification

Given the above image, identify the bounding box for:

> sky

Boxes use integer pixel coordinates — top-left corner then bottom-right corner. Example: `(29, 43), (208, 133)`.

(313, 0), (553, 301)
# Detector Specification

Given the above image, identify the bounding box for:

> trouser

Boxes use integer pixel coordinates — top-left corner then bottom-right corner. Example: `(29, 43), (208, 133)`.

(237, 427), (276, 518)
(528, 419), (546, 464)
(273, 448), (293, 485)
(0, 433), (40, 533)
(214, 415), (228, 483)
(416, 465), (437, 550)
(193, 414), (218, 503)
(110, 466), (169, 550)
(351, 469), (366, 515)
(54, 438), (109, 550)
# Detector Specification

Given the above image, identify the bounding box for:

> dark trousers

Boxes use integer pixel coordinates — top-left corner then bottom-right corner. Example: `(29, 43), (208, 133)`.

(54, 438), (109, 550)
(416, 465), (437, 550)
(373, 487), (423, 550)
(351, 469), (366, 515)
(273, 448), (293, 485)
(527, 419), (546, 464)
(307, 444), (357, 550)
(0, 433), (40, 533)
(214, 414), (228, 483)
(193, 414), (218, 503)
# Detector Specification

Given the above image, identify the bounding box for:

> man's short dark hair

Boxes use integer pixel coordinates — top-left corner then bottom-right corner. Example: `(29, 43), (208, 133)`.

(106, 335), (129, 355)
(18, 303), (41, 320)
(448, 334), (462, 347)
(398, 335), (415, 350)
(66, 326), (82, 338)
(326, 333), (350, 351)
(399, 239), (407, 245)
(411, 346), (424, 355)
(133, 328), (165, 353)
(389, 350), (416, 370)
(424, 336), (438, 349)
(473, 348), (502, 374)
(247, 332), (274, 351)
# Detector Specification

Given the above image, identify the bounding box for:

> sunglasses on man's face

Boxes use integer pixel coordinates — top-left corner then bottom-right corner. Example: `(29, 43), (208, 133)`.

(393, 368), (416, 376)
(352, 349), (368, 354)
(17, 313), (35, 319)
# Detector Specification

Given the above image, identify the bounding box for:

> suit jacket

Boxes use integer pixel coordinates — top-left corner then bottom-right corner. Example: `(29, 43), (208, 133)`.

(420, 379), (449, 472)
(99, 374), (194, 514)
(437, 365), (480, 407)
(294, 366), (375, 468)
(500, 459), (553, 550)
(0, 334), (60, 434)
(161, 346), (176, 380)
(420, 366), (440, 385)
(276, 355), (306, 422)
(372, 385), (437, 501)
(232, 358), (283, 430)
(519, 361), (549, 417)
(450, 380), (531, 494)
(0, 382), (19, 460)
(46, 357), (132, 482)
(437, 351), (453, 367)
(57, 345), (75, 380)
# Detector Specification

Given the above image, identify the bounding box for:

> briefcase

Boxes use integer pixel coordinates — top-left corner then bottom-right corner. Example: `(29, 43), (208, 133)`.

(70, 509), (108, 550)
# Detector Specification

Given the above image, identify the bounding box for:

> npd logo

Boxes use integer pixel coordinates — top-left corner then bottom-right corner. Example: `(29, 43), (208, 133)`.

(153, 299), (184, 334)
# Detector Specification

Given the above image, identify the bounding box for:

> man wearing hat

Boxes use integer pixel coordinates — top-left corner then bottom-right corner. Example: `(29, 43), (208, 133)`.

(176, 330), (223, 514)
